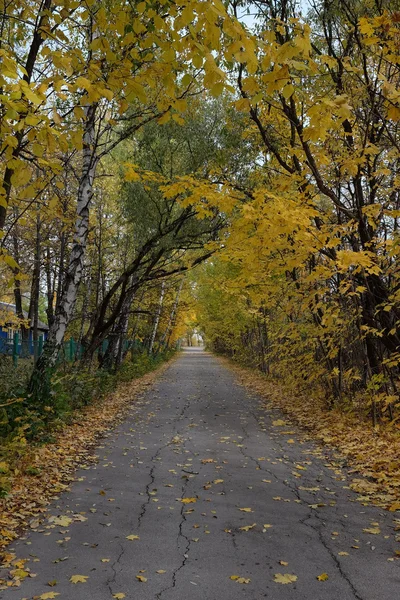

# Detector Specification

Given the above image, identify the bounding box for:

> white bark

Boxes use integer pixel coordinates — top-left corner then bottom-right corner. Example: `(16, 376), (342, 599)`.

(35, 103), (98, 370)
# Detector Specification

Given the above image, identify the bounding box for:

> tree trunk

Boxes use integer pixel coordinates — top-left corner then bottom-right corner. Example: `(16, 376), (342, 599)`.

(12, 226), (30, 356)
(29, 102), (98, 399)
(32, 213), (41, 363)
(148, 281), (166, 355)
(159, 279), (183, 351)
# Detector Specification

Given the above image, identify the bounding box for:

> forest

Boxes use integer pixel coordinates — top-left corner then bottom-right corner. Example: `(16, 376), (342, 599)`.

(2, 0), (400, 501)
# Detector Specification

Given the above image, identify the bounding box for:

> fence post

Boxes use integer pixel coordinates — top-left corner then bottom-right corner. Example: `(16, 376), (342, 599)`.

(13, 332), (19, 367)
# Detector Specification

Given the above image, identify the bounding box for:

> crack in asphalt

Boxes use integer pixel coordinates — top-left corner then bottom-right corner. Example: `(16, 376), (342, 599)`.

(237, 399), (365, 600)
(106, 542), (125, 596)
(156, 446), (193, 599)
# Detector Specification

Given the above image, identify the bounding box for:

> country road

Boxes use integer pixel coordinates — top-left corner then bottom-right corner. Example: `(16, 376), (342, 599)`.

(2, 349), (399, 600)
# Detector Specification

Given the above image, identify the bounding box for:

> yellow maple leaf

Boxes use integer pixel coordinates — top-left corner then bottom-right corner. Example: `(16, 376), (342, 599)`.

(274, 573), (298, 584)
(317, 573), (329, 581)
(70, 575), (89, 583)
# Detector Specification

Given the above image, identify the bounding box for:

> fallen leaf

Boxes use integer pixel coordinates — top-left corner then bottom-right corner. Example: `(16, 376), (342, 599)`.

(230, 575), (250, 583)
(156, 570), (166, 574)
(274, 573), (298, 584)
(338, 552), (349, 556)
(279, 561), (288, 566)
(39, 594), (60, 599)
(363, 527), (380, 535)
(239, 523), (256, 531)
(70, 575), (89, 583)
(51, 516), (72, 527)
(317, 573), (329, 581)
(272, 419), (287, 426)
(239, 508), (252, 512)
(179, 498), (197, 504)
(113, 594), (126, 599)
(136, 575), (147, 582)
(213, 479), (224, 484)
(126, 535), (140, 540)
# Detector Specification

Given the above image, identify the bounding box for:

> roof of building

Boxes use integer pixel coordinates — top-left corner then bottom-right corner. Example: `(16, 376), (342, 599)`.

(0, 302), (49, 331)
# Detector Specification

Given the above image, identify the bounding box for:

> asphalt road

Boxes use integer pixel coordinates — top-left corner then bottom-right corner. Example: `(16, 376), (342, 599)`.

(2, 348), (399, 600)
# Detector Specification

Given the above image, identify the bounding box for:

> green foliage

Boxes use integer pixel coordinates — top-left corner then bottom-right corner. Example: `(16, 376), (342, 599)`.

(0, 349), (175, 496)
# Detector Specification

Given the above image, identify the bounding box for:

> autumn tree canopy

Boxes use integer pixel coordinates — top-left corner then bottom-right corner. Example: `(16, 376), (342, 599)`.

(2, 0), (400, 423)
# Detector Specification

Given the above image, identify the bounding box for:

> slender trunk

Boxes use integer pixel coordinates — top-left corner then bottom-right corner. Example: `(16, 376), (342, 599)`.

(77, 265), (91, 357)
(101, 287), (135, 370)
(29, 103), (98, 398)
(12, 227), (30, 356)
(45, 246), (55, 329)
(55, 231), (66, 313)
(159, 279), (183, 350)
(149, 281), (166, 355)
(32, 213), (41, 363)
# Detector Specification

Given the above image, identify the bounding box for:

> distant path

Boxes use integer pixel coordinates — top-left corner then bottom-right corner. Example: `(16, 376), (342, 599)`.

(2, 348), (399, 599)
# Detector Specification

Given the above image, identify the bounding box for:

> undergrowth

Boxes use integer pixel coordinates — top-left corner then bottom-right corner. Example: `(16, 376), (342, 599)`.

(0, 349), (175, 497)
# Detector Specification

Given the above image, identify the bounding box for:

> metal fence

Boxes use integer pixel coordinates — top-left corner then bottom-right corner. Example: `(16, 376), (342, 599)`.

(2, 334), (145, 367)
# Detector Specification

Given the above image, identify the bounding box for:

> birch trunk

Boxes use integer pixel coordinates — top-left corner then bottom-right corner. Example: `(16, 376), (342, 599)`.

(29, 103), (98, 396)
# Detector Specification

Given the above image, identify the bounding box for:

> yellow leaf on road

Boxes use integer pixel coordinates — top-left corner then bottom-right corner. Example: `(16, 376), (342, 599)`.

(136, 575), (147, 582)
(239, 507), (252, 512)
(70, 575), (89, 583)
(317, 573), (329, 581)
(179, 497), (197, 504)
(51, 516), (72, 527)
(363, 527), (380, 534)
(274, 573), (298, 584)
(239, 523), (256, 531)
(39, 594), (60, 599)
(113, 594), (126, 599)
(230, 575), (250, 583)
(126, 535), (140, 540)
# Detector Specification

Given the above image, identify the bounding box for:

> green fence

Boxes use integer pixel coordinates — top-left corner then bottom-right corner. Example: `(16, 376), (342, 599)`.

(10, 335), (145, 367)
